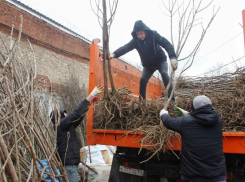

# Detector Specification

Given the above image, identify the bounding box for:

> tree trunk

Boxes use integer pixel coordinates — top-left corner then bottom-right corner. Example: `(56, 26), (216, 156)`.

(102, 0), (116, 97)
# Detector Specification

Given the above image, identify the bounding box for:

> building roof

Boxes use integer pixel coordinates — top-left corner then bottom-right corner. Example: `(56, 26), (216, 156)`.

(6, 0), (92, 44)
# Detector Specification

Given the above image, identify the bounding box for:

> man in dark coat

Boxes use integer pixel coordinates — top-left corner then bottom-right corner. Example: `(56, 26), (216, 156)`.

(160, 95), (227, 182)
(110, 20), (178, 100)
(50, 85), (103, 182)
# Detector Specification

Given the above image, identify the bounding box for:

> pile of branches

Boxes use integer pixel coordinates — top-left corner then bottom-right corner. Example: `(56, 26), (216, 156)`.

(94, 87), (179, 161)
(0, 18), (68, 182)
(94, 67), (245, 159)
(94, 87), (176, 130)
(94, 67), (245, 132)
(176, 67), (245, 132)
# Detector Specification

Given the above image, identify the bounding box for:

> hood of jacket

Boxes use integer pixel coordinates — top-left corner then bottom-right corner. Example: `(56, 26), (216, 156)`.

(131, 20), (152, 39)
(190, 104), (219, 126)
(50, 109), (66, 124)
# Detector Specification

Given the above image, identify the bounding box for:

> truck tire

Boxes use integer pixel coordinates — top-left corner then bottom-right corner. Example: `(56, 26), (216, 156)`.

(109, 155), (120, 182)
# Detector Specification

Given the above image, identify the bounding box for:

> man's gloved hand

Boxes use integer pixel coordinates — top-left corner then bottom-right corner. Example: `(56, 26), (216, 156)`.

(170, 59), (178, 70)
(90, 96), (99, 103)
(108, 53), (115, 59)
(99, 51), (104, 62)
(160, 108), (168, 117)
(90, 84), (104, 96)
(174, 107), (189, 117)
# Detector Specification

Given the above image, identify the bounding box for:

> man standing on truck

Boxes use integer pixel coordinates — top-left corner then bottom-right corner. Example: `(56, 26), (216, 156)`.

(160, 95), (227, 182)
(109, 20), (178, 100)
(50, 85), (104, 182)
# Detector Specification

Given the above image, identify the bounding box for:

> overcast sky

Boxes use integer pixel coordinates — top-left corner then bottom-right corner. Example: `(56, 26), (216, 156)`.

(17, 0), (245, 77)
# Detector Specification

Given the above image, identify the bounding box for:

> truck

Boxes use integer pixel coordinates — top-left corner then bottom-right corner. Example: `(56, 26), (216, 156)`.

(86, 10), (245, 182)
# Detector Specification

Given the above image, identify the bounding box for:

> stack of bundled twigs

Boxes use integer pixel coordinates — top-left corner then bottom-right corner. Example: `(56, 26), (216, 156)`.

(94, 87), (168, 130)
(0, 18), (68, 182)
(175, 67), (245, 132)
(94, 67), (245, 131)
(94, 67), (245, 158)
(94, 87), (179, 160)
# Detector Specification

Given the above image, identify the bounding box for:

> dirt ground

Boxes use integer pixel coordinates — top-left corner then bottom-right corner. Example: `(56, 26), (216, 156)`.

(90, 165), (111, 182)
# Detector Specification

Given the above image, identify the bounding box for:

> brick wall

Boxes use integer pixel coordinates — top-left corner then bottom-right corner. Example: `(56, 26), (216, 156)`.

(0, 0), (90, 60)
(0, 0), (92, 110)
(1, 3), (89, 79)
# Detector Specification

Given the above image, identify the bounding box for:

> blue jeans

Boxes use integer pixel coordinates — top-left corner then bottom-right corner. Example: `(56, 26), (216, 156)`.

(65, 165), (79, 182)
(139, 61), (174, 99)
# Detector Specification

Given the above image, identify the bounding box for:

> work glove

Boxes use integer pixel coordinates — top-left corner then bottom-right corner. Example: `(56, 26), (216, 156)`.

(99, 51), (104, 62)
(174, 107), (189, 117)
(90, 84), (104, 96)
(170, 59), (178, 70)
(160, 108), (168, 117)
(90, 96), (99, 103)
(108, 53), (115, 59)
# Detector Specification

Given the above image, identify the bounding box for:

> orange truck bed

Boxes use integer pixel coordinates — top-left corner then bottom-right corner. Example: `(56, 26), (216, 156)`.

(86, 40), (245, 154)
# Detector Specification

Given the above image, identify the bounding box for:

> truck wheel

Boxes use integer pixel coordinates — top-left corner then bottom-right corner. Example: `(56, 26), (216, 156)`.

(108, 155), (120, 182)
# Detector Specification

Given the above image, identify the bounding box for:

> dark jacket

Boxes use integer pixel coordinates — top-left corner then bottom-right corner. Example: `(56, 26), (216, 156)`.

(161, 104), (226, 181)
(51, 99), (90, 165)
(113, 20), (176, 67)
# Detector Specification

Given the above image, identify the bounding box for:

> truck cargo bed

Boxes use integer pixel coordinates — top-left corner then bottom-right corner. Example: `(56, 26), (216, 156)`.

(86, 40), (245, 155)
